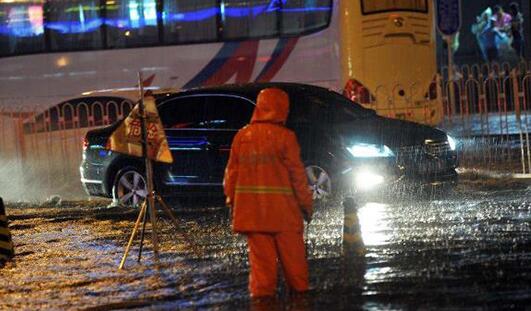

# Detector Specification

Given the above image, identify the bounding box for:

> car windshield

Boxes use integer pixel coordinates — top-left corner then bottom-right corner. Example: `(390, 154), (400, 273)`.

(288, 87), (376, 125)
(325, 90), (376, 122)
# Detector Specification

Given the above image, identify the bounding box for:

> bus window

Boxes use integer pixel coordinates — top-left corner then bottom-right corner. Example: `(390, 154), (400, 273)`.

(282, 0), (331, 35)
(361, 0), (428, 14)
(46, 0), (103, 51)
(221, 0), (279, 40)
(162, 0), (218, 44)
(0, 1), (45, 56)
(106, 0), (158, 48)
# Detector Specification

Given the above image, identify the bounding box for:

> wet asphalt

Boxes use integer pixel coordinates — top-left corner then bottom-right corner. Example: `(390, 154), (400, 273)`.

(0, 177), (530, 310)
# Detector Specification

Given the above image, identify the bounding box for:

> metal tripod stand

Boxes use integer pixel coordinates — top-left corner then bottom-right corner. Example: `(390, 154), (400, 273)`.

(117, 72), (201, 270)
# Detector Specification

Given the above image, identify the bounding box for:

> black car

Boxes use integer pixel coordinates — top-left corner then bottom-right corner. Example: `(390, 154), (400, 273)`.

(80, 83), (458, 207)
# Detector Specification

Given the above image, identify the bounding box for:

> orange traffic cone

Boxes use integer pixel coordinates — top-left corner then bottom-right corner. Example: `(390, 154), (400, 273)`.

(0, 197), (14, 265)
(342, 197), (365, 257)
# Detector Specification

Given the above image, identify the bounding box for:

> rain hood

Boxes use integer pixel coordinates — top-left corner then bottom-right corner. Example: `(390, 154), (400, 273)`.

(251, 88), (289, 124)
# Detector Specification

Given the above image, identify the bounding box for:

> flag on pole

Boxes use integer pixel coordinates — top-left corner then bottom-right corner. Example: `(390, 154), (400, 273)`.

(107, 96), (173, 163)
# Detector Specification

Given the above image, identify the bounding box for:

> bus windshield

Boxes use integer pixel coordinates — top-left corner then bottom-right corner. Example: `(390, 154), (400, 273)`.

(361, 0), (428, 14)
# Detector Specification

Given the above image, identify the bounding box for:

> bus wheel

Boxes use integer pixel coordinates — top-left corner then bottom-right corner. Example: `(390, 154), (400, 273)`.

(305, 165), (332, 204)
(112, 166), (147, 208)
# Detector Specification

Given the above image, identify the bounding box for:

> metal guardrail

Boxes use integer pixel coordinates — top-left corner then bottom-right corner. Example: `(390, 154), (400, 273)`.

(0, 100), (133, 201)
(439, 62), (531, 174)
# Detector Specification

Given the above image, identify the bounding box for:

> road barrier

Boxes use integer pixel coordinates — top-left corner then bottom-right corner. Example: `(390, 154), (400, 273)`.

(0, 97), (134, 201)
(0, 197), (14, 265)
(439, 61), (531, 174)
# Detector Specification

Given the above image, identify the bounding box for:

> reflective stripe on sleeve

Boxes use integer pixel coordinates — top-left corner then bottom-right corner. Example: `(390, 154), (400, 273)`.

(235, 186), (294, 195)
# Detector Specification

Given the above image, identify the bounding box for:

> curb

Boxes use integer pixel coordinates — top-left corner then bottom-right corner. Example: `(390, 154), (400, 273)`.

(458, 168), (531, 183)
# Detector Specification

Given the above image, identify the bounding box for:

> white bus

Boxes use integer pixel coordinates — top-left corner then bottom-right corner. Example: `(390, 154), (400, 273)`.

(341, 0), (441, 125)
(0, 0), (439, 124)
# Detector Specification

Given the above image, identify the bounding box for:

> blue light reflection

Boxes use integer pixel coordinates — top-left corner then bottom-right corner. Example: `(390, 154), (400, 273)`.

(46, 19), (103, 34)
(1, 0), (331, 37)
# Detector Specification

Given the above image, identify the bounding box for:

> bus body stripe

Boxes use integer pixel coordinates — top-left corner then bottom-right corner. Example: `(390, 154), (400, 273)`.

(204, 41), (259, 86)
(255, 37), (299, 82)
(184, 37), (299, 88)
(183, 42), (242, 88)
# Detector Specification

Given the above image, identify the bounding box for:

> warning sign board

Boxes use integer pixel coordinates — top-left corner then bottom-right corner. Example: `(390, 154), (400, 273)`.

(107, 96), (173, 163)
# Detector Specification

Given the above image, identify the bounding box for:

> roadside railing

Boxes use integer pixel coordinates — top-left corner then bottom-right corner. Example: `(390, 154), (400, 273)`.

(439, 61), (531, 175)
(0, 98), (133, 201)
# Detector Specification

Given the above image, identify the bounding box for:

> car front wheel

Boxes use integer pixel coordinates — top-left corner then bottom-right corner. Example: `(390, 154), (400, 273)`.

(112, 167), (147, 208)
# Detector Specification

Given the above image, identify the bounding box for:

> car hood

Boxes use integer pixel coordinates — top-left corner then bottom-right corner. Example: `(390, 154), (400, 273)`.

(334, 116), (448, 149)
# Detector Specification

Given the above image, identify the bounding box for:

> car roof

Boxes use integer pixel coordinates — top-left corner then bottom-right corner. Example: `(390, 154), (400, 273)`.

(81, 87), (179, 101)
(78, 82), (336, 104)
(157, 82), (334, 102)
(28, 83), (342, 120)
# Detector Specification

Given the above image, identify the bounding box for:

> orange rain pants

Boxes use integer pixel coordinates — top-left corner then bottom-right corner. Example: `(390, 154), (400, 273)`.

(224, 87), (313, 298)
(247, 232), (309, 297)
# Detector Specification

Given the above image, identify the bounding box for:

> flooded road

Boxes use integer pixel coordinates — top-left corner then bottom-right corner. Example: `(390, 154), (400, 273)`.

(1, 178), (531, 310)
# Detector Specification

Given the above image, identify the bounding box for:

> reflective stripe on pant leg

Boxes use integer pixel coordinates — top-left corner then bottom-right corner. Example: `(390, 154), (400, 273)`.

(275, 231), (309, 292)
(236, 186), (294, 195)
(247, 233), (278, 297)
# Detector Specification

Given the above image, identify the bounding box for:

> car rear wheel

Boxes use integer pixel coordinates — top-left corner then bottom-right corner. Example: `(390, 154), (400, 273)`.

(305, 165), (332, 203)
(112, 167), (147, 208)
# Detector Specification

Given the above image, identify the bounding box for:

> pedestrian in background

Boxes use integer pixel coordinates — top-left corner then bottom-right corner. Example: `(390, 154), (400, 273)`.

(472, 7), (496, 62)
(479, 9), (502, 63)
(492, 5), (512, 33)
(509, 2), (525, 60)
(492, 5), (513, 53)
(223, 88), (313, 300)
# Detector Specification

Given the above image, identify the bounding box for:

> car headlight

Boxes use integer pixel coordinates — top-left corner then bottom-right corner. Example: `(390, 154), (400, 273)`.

(447, 135), (457, 151)
(347, 143), (395, 158)
(355, 168), (385, 191)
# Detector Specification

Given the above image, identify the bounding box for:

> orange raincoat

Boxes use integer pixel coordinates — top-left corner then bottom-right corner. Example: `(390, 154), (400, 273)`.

(224, 88), (313, 297)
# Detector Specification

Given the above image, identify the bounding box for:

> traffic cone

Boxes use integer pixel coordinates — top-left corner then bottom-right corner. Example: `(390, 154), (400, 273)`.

(0, 197), (14, 265)
(342, 197), (365, 257)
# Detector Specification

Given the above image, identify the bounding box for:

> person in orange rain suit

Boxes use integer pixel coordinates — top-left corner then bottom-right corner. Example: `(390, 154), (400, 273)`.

(223, 87), (314, 298)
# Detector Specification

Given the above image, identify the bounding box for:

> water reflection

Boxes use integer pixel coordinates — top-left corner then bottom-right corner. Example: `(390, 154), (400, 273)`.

(357, 202), (391, 247)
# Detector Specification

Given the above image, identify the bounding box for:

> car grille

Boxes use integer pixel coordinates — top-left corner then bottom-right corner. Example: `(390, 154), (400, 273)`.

(396, 140), (453, 175)
(424, 141), (451, 157)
